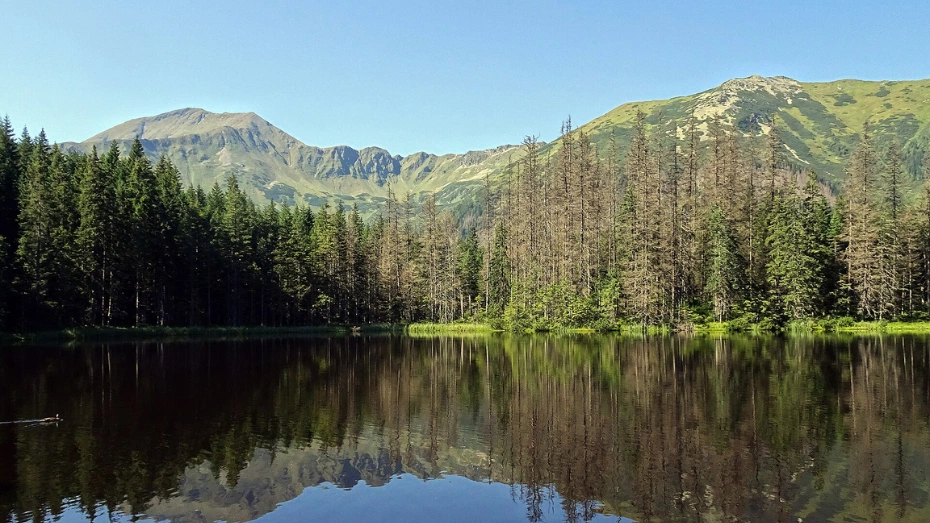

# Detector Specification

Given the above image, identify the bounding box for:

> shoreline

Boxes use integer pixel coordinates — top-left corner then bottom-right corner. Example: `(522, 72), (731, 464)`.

(0, 324), (402, 345)
(4, 319), (930, 346)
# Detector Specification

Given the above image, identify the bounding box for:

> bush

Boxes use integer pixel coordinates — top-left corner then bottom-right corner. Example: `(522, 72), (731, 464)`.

(682, 302), (714, 324)
(725, 316), (750, 332)
(503, 302), (532, 332)
(756, 316), (781, 332)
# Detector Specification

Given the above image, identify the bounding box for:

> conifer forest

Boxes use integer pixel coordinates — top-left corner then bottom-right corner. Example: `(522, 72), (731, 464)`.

(2, 112), (929, 332)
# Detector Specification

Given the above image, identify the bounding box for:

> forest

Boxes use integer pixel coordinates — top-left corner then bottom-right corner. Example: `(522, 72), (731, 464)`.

(0, 112), (928, 332)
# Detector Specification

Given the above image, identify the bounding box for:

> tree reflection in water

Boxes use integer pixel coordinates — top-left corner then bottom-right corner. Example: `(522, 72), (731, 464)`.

(0, 334), (928, 522)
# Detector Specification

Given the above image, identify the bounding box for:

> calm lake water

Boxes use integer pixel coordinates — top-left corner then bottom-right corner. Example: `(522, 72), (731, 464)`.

(1, 334), (929, 523)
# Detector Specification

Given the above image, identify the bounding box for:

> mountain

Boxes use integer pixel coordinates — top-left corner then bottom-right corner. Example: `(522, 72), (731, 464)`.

(64, 76), (930, 213)
(63, 107), (523, 215)
(574, 75), (930, 187)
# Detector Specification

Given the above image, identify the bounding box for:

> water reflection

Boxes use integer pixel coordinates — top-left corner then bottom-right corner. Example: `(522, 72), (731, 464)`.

(0, 334), (929, 522)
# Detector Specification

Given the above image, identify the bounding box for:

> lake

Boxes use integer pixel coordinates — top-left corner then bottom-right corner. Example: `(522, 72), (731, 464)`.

(1, 334), (928, 522)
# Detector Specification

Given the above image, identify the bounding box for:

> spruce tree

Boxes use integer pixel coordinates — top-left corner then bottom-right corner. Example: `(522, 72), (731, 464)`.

(456, 225), (483, 317)
(844, 124), (883, 318)
(75, 146), (113, 325)
(0, 235), (8, 325)
(14, 130), (55, 327)
(347, 204), (369, 322)
(921, 153), (930, 312)
(880, 139), (905, 316)
(254, 200), (280, 325)
(765, 192), (823, 321)
(0, 117), (19, 328)
(488, 221), (510, 314)
(177, 186), (210, 325)
(705, 206), (744, 321)
(126, 138), (161, 326)
(219, 174), (255, 326)
(153, 156), (184, 325)
(0, 116), (19, 258)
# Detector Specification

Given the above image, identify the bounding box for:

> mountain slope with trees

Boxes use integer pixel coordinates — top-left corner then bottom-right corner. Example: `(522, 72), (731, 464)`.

(3, 96), (930, 331)
(574, 76), (930, 189)
(62, 108), (523, 218)
(63, 77), (930, 221)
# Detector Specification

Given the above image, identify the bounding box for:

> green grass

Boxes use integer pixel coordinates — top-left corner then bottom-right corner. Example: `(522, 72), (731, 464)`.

(608, 324), (673, 335)
(691, 322), (731, 333)
(692, 318), (930, 334)
(8, 318), (930, 346)
(833, 321), (930, 333)
(405, 323), (500, 335)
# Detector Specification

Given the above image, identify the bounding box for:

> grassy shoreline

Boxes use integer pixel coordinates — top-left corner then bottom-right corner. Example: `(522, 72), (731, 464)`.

(831, 321), (930, 333)
(405, 323), (501, 335)
(406, 319), (930, 335)
(5, 319), (930, 345)
(690, 319), (930, 334)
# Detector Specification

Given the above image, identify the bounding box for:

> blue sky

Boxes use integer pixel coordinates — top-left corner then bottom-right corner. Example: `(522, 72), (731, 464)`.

(2, 0), (929, 155)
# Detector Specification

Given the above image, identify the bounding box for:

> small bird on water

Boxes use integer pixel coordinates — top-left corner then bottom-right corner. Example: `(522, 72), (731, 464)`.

(0, 414), (62, 425)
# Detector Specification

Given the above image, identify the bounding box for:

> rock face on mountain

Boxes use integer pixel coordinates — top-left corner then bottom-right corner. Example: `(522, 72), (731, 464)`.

(65, 76), (930, 214)
(64, 107), (521, 214)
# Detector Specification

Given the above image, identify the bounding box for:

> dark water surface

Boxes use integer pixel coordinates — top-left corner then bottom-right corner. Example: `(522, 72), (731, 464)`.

(1, 334), (929, 523)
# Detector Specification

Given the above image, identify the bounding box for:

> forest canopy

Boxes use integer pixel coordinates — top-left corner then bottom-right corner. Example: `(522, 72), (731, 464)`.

(1, 113), (928, 332)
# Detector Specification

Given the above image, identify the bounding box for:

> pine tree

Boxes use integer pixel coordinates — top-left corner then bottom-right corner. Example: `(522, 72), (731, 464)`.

(0, 116), (19, 259)
(125, 138), (161, 326)
(765, 191), (823, 321)
(102, 142), (135, 325)
(804, 173), (839, 313)
(844, 124), (883, 318)
(488, 221), (510, 314)
(309, 202), (339, 322)
(705, 206), (744, 321)
(178, 186), (210, 325)
(921, 153), (930, 313)
(75, 146), (113, 325)
(0, 117), (19, 328)
(880, 139), (905, 316)
(254, 200), (280, 325)
(347, 203), (370, 322)
(622, 111), (665, 324)
(16, 127), (33, 183)
(14, 130), (56, 327)
(153, 156), (184, 325)
(456, 225), (483, 318)
(421, 193), (442, 320)
(219, 174), (255, 326)
(0, 235), (8, 324)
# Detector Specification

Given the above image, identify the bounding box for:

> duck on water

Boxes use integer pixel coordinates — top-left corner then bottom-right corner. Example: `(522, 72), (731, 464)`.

(0, 414), (62, 425)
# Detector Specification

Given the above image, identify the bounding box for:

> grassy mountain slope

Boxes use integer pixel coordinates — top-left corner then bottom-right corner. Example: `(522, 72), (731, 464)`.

(574, 76), (930, 187)
(64, 107), (523, 215)
(64, 76), (930, 216)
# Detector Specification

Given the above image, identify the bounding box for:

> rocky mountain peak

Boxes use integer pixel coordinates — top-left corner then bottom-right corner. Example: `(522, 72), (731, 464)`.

(717, 75), (802, 96)
(689, 75), (803, 121)
(84, 108), (275, 143)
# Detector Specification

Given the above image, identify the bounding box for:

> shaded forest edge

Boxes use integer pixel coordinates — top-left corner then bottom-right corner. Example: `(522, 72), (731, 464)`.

(2, 111), (930, 334)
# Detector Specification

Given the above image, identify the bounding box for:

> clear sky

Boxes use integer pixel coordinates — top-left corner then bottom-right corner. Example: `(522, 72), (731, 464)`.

(2, 0), (929, 156)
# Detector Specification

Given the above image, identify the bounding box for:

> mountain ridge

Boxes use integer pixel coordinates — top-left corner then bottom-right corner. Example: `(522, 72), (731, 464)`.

(63, 75), (930, 213)
(63, 107), (523, 214)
